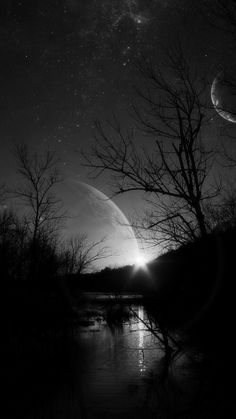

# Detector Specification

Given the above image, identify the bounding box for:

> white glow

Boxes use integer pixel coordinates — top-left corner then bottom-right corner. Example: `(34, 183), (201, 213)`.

(138, 306), (146, 373)
(134, 253), (147, 269)
(58, 180), (145, 270)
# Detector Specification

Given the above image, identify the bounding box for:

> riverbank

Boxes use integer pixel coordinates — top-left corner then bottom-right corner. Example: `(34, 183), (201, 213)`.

(3, 226), (236, 417)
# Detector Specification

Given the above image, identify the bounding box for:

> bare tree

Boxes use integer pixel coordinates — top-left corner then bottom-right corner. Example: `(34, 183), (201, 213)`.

(11, 144), (66, 279)
(84, 49), (219, 248)
(0, 209), (29, 280)
(13, 144), (65, 243)
(204, 188), (236, 232)
(61, 234), (110, 274)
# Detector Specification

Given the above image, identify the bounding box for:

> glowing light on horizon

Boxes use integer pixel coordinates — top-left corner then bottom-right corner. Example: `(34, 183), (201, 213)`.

(132, 251), (150, 276)
(60, 179), (153, 270)
(134, 253), (147, 269)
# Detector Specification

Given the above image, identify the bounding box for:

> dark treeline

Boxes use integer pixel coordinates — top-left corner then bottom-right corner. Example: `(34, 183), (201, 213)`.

(2, 176), (236, 341)
(146, 225), (236, 419)
(145, 227), (236, 349)
(2, 153), (236, 419)
(66, 222), (236, 359)
(67, 265), (151, 293)
(2, 42), (236, 418)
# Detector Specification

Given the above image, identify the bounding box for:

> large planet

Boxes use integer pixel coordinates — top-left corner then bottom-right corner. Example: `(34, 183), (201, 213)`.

(211, 70), (236, 123)
(56, 179), (143, 271)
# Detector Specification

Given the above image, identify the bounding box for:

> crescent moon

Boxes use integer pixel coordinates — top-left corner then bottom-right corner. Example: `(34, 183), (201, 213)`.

(56, 179), (144, 269)
(211, 72), (236, 123)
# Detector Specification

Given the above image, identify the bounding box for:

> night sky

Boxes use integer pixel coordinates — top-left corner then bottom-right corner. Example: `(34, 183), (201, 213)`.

(1, 0), (236, 267)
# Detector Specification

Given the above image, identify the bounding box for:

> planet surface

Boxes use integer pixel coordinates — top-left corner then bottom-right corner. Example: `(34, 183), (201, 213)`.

(211, 70), (236, 123)
(56, 179), (142, 271)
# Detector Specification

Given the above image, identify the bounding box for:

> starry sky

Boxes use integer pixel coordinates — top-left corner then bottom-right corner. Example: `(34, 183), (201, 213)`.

(1, 0), (236, 265)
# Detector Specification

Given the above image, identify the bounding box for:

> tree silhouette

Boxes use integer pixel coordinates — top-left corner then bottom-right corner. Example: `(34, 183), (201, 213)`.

(13, 144), (65, 242)
(0, 209), (29, 280)
(13, 144), (65, 279)
(84, 49), (219, 248)
(61, 234), (110, 275)
(205, 188), (236, 232)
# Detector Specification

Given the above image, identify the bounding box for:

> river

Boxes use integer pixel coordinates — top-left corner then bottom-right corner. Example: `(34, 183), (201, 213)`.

(10, 294), (202, 419)
(35, 296), (201, 419)
(73, 304), (161, 418)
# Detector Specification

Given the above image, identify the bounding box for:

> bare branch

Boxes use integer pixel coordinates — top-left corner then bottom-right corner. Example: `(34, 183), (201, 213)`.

(61, 234), (111, 274)
(83, 48), (219, 248)
(12, 144), (66, 242)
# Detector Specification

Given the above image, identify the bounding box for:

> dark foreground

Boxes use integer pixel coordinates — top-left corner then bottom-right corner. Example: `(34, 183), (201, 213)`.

(3, 227), (236, 418)
(2, 288), (235, 419)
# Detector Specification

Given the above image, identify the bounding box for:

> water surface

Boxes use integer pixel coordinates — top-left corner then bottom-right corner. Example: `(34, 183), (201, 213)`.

(17, 297), (200, 419)
(72, 304), (162, 418)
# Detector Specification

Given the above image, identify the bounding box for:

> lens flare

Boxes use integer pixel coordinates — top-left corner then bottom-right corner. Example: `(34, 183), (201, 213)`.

(135, 254), (147, 269)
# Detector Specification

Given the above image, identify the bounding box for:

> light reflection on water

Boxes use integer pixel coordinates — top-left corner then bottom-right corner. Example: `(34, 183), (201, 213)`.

(75, 304), (162, 418)
(138, 306), (146, 373)
(22, 300), (202, 419)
